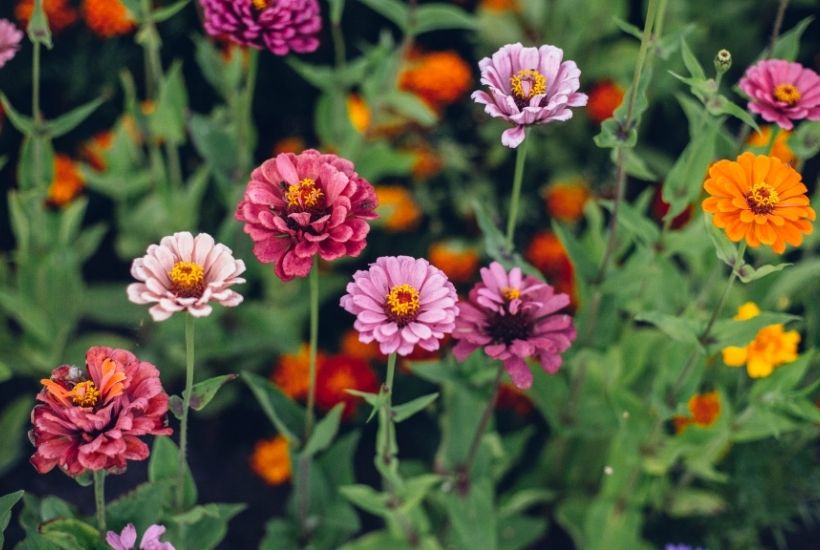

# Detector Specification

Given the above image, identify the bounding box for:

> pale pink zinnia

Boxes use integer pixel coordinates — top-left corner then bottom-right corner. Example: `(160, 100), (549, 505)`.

(738, 59), (820, 130)
(30, 347), (172, 476)
(0, 18), (23, 69)
(235, 150), (378, 282)
(340, 256), (459, 356)
(127, 232), (246, 322)
(472, 42), (588, 148)
(106, 523), (175, 550)
(452, 262), (576, 389)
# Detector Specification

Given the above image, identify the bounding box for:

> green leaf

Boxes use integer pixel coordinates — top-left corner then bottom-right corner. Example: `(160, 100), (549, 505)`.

(552, 220), (597, 283)
(286, 58), (338, 90)
(1, 490), (25, 548)
(705, 95), (759, 132)
(667, 488), (726, 517)
(45, 97), (105, 138)
(414, 4), (478, 34)
(339, 484), (390, 517)
(443, 480), (497, 550)
(393, 392), (439, 423)
(634, 311), (702, 348)
(680, 39), (705, 79)
(303, 404), (344, 456)
(184, 374), (238, 412)
(737, 262), (792, 283)
(498, 489), (556, 518)
(106, 481), (173, 535)
(703, 214), (737, 267)
(0, 289), (54, 345)
(384, 91), (437, 126)
(169, 503), (245, 550)
(789, 121), (820, 159)
(594, 64), (653, 148)
(711, 312), (799, 349)
(152, 0), (190, 22)
(40, 519), (102, 550)
(770, 16), (814, 61)
(0, 397), (34, 476)
(242, 371), (305, 444)
(0, 93), (36, 135)
(147, 437), (197, 509)
(18, 135), (55, 190)
(611, 16), (642, 40)
(359, 0), (408, 30)
(732, 407), (799, 442)
(149, 61), (188, 145)
(599, 198), (659, 244)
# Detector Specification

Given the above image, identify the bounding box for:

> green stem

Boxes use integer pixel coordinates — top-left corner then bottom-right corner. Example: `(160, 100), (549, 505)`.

(305, 257), (320, 436)
(32, 41), (43, 188)
(460, 364), (504, 482)
(176, 314), (195, 510)
(379, 353), (398, 471)
(331, 20), (346, 70)
(94, 470), (106, 532)
(239, 49), (260, 175)
(765, 125), (780, 154)
(766, 0), (791, 58)
(505, 130), (530, 251)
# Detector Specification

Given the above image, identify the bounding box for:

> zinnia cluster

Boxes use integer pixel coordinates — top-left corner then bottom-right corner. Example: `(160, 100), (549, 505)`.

(738, 59), (820, 130)
(30, 346), (172, 476)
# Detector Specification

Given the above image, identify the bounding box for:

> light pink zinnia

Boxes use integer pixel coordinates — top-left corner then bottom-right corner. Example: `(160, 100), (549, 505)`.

(30, 347), (172, 476)
(106, 523), (175, 550)
(452, 262), (576, 389)
(738, 59), (820, 130)
(235, 149), (378, 282)
(340, 256), (459, 356)
(472, 42), (588, 148)
(0, 18), (23, 69)
(127, 232), (246, 322)
(199, 0), (321, 56)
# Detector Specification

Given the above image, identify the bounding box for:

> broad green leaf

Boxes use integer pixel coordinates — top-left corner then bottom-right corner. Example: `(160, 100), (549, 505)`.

(711, 312), (799, 349)
(443, 480), (496, 550)
(770, 16), (814, 61)
(393, 392), (439, 423)
(414, 5), (478, 34)
(242, 371), (305, 444)
(498, 489), (556, 518)
(732, 406), (799, 442)
(303, 404), (344, 456)
(594, 64), (653, 148)
(750, 350), (813, 400)
(599, 199), (659, 244)
(147, 437), (197, 509)
(339, 484), (390, 517)
(384, 91), (437, 126)
(193, 37), (243, 99)
(552, 220), (597, 283)
(680, 39), (705, 79)
(0, 397), (34, 476)
(0, 490), (24, 547)
(40, 519), (102, 550)
(703, 214), (737, 267)
(149, 61), (188, 145)
(286, 58), (337, 90)
(106, 481), (173, 535)
(0, 93), (36, 135)
(611, 16), (642, 40)
(634, 311), (702, 348)
(737, 262), (792, 283)
(359, 0), (408, 30)
(18, 135), (55, 190)
(705, 95), (759, 133)
(184, 374), (238, 412)
(45, 97), (105, 138)
(169, 503), (245, 550)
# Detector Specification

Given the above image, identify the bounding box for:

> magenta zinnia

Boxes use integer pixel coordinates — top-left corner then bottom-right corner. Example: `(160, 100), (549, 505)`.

(472, 42), (588, 148)
(235, 150), (378, 281)
(127, 232), (246, 321)
(452, 262), (576, 389)
(199, 0), (321, 56)
(340, 256), (459, 356)
(738, 59), (820, 130)
(30, 347), (172, 476)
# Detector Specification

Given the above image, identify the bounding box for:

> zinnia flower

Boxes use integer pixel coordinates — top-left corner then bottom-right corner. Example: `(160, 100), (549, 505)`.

(738, 59), (820, 130)
(316, 355), (379, 420)
(673, 391), (721, 433)
(399, 50), (472, 109)
(347, 94), (371, 134)
(722, 302), (800, 378)
(746, 125), (794, 164)
(524, 231), (576, 308)
(543, 177), (590, 222)
(472, 42), (588, 147)
(250, 435), (291, 485)
(106, 523), (175, 550)
(199, 0), (321, 56)
(270, 344), (324, 400)
(340, 256), (459, 356)
(0, 18), (23, 69)
(452, 262), (576, 389)
(82, 0), (135, 37)
(127, 232), (246, 321)
(46, 154), (84, 207)
(586, 79), (624, 123)
(428, 241), (479, 284)
(235, 150), (378, 281)
(375, 185), (421, 232)
(81, 131), (114, 172)
(702, 152), (815, 253)
(30, 347), (172, 476)
(15, 0), (78, 34)
(340, 328), (385, 363)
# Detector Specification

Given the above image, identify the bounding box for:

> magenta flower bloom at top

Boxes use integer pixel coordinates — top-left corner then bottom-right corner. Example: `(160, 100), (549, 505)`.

(452, 262), (576, 389)
(738, 59), (820, 130)
(340, 256), (459, 356)
(0, 18), (23, 69)
(30, 347), (172, 477)
(236, 150), (378, 281)
(472, 42), (588, 148)
(127, 232), (246, 322)
(106, 523), (175, 550)
(199, 0), (321, 56)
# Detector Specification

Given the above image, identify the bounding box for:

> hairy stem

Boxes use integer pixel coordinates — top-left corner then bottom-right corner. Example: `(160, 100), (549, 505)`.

(94, 470), (106, 532)
(176, 314), (195, 510)
(505, 130), (530, 252)
(305, 256), (320, 436)
(460, 364), (504, 483)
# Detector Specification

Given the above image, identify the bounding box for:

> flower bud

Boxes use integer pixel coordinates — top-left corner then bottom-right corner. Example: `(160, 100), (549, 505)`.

(714, 49), (732, 74)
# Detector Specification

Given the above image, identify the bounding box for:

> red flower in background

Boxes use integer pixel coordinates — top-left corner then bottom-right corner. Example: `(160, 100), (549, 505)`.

(316, 355), (379, 420)
(586, 79), (624, 123)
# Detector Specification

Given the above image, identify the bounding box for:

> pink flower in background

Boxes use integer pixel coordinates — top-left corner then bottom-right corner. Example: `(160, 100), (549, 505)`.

(127, 232), (246, 322)
(106, 523), (175, 550)
(30, 347), (172, 476)
(236, 150), (378, 281)
(739, 59), (820, 130)
(340, 256), (459, 356)
(452, 262), (576, 389)
(199, 0), (321, 56)
(472, 42), (588, 148)
(0, 18), (23, 69)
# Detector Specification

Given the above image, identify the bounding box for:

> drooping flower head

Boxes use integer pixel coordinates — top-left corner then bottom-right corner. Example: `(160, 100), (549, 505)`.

(452, 262), (576, 389)
(250, 435), (291, 485)
(127, 232), (246, 321)
(702, 153), (815, 253)
(0, 18), (23, 69)
(316, 355), (379, 420)
(738, 59), (820, 130)
(722, 302), (800, 378)
(106, 523), (175, 550)
(472, 42), (588, 147)
(199, 0), (321, 56)
(340, 256), (459, 356)
(30, 347), (172, 476)
(235, 150), (378, 281)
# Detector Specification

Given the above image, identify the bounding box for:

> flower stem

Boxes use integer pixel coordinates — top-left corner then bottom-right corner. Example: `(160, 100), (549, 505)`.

(93, 470), (106, 532)
(239, 49), (259, 175)
(31, 40), (43, 187)
(459, 363), (504, 485)
(378, 352), (398, 472)
(305, 256), (320, 437)
(766, 0), (791, 58)
(505, 130), (530, 252)
(765, 125), (780, 154)
(176, 314), (195, 510)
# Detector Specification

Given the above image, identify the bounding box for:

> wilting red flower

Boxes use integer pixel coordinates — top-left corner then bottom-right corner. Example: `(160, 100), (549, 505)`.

(586, 80), (624, 123)
(15, 0), (78, 34)
(495, 383), (532, 415)
(30, 347), (172, 476)
(316, 355), (379, 419)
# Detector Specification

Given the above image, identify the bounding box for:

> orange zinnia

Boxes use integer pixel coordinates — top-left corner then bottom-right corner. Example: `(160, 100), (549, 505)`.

(673, 391), (721, 433)
(429, 241), (479, 284)
(399, 50), (472, 109)
(702, 152), (815, 253)
(46, 154), (84, 207)
(16, 0), (78, 33)
(543, 177), (591, 222)
(746, 125), (794, 165)
(375, 185), (422, 231)
(270, 344), (325, 400)
(82, 0), (135, 38)
(340, 328), (384, 363)
(586, 80), (625, 124)
(250, 435), (291, 485)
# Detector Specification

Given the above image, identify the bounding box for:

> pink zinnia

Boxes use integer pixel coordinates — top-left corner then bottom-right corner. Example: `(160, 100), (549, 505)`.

(0, 18), (23, 69)
(127, 232), (246, 322)
(199, 0), (321, 56)
(340, 256), (459, 356)
(106, 523), (175, 550)
(30, 347), (172, 476)
(738, 59), (820, 130)
(452, 262), (576, 389)
(235, 150), (378, 282)
(472, 42), (588, 148)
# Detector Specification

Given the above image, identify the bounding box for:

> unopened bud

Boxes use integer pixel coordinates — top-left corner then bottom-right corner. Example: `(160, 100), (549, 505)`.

(714, 49), (732, 74)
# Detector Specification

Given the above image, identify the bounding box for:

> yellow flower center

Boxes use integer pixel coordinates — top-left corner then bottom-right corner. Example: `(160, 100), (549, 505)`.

(773, 83), (801, 105)
(252, 0), (269, 9)
(510, 69), (547, 103)
(70, 380), (100, 407)
(386, 284), (421, 323)
(169, 261), (205, 298)
(502, 287), (521, 301)
(746, 182), (780, 215)
(286, 178), (324, 209)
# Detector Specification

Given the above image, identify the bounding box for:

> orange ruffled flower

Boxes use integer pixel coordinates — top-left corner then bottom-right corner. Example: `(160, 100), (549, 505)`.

(702, 152), (815, 254)
(347, 94), (371, 134)
(524, 231), (576, 308)
(674, 391), (721, 433)
(586, 80), (625, 124)
(82, 0), (135, 38)
(399, 50), (472, 109)
(316, 355), (379, 420)
(16, 0), (78, 33)
(429, 241), (479, 284)
(340, 328), (385, 363)
(544, 177), (591, 222)
(747, 125), (794, 165)
(375, 185), (422, 231)
(722, 302), (800, 378)
(47, 154), (84, 207)
(271, 344), (325, 400)
(250, 435), (291, 485)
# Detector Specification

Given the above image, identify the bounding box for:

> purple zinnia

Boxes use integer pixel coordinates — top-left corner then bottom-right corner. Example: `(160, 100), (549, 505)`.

(0, 18), (23, 69)
(199, 0), (321, 56)
(472, 42), (588, 148)
(738, 59), (820, 130)
(452, 262), (576, 389)
(340, 256), (459, 356)
(106, 523), (175, 550)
